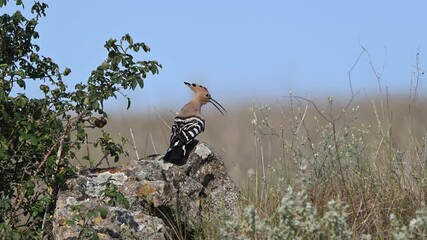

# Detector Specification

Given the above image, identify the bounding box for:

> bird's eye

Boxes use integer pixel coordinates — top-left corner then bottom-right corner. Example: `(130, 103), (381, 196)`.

(205, 94), (209, 97)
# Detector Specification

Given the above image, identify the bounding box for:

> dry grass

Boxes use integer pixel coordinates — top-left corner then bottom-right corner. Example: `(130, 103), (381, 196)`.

(243, 95), (427, 238)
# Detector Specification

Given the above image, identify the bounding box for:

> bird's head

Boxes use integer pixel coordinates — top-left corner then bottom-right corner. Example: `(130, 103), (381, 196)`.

(184, 82), (226, 115)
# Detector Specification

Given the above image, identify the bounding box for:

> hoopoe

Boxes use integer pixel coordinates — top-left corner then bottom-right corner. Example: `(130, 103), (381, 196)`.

(163, 82), (226, 163)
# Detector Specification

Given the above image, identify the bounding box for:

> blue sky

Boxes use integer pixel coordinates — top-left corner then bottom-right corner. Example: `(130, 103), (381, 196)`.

(4, 1), (427, 112)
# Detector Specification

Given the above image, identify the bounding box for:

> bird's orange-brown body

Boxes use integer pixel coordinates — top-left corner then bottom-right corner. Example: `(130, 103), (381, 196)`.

(163, 82), (226, 163)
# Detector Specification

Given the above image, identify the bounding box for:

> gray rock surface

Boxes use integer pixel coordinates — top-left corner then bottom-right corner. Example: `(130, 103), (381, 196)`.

(53, 142), (240, 239)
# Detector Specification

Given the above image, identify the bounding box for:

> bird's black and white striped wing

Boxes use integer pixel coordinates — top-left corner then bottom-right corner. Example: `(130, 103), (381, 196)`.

(163, 116), (205, 162)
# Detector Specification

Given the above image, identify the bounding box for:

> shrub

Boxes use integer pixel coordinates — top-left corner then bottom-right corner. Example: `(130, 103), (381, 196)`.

(221, 185), (352, 240)
(0, 1), (161, 238)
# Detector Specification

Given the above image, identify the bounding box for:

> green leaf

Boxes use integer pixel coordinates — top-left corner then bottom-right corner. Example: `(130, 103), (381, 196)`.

(29, 135), (39, 145)
(87, 209), (97, 218)
(75, 83), (85, 91)
(126, 97), (131, 110)
(92, 233), (100, 240)
(137, 78), (144, 88)
(108, 51), (117, 59)
(105, 38), (117, 48)
(89, 94), (97, 103)
(40, 84), (49, 93)
(122, 197), (130, 209)
(130, 78), (137, 90)
(17, 79), (26, 89)
(82, 227), (90, 235)
(12, 232), (21, 240)
(91, 100), (99, 110)
(124, 34), (133, 45)
(99, 61), (109, 70)
(64, 68), (71, 76)
(142, 44), (150, 52)
(99, 208), (108, 219)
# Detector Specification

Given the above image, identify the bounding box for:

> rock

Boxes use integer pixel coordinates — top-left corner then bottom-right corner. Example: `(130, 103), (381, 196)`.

(53, 142), (240, 239)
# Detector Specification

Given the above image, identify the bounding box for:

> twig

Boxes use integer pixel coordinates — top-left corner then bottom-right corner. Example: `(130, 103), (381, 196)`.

(287, 96), (329, 122)
(150, 132), (157, 154)
(129, 128), (140, 160)
(295, 104), (308, 134)
(348, 48), (365, 96)
(152, 109), (172, 130)
(42, 133), (65, 231)
(361, 45), (387, 123)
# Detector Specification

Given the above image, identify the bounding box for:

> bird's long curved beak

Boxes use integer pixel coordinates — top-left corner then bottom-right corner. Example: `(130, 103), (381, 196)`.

(209, 98), (227, 116)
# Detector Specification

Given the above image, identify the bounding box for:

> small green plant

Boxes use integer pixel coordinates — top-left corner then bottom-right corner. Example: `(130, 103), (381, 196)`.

(0, 0), (161, 238)
(102, 178), (130, 209)
(67, 204), (108, 240)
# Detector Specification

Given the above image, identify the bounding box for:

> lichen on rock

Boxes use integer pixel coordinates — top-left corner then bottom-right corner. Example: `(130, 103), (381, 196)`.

(53, 142), (240, 239)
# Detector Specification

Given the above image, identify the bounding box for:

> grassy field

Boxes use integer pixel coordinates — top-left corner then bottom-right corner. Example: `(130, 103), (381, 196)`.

(78, 90), (427, 238)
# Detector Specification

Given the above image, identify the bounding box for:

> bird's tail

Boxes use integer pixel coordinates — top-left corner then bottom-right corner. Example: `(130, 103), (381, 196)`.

(163, 140), (199, 163)
(163, 146), (185, 163)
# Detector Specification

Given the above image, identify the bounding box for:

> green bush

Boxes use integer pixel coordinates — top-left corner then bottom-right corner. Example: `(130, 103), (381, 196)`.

(0, 1), (161, 238)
